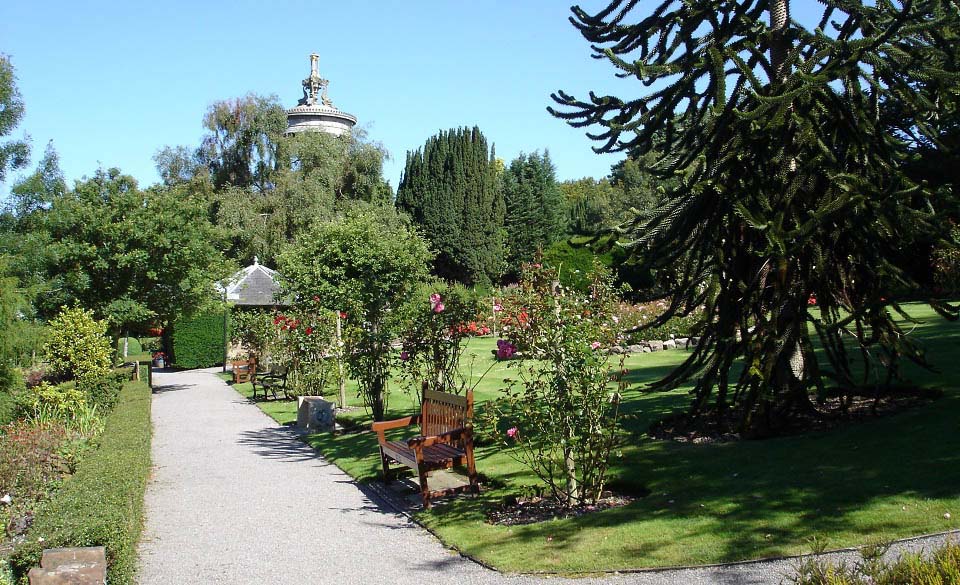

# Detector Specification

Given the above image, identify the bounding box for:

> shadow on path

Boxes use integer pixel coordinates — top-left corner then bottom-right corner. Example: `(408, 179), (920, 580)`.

(151, 383), (192, 395)
(237, 426), (329, 463)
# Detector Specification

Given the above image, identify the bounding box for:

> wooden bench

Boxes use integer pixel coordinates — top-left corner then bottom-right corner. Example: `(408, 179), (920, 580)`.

(231, 359), (255, 384)
(251, 365), (289, 400)
(372, 387), (479, 508)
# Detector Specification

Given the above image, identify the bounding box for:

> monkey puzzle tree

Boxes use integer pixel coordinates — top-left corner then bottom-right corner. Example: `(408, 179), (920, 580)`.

(550, 0), (959, 434)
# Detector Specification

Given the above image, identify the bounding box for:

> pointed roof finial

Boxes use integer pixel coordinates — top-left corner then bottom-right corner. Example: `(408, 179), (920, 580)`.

(299, 53), (331, 107)
(253, 256), (259, 266)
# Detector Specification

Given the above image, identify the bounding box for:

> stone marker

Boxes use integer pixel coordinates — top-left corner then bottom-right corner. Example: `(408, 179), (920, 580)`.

(663, 339), (677, 350)
(628, 344), (644, 354)
(675, 337), (688, 348)
(297, 396), (336, 432)
(649, 340), (664, 352)
(28, 546), (106, 585)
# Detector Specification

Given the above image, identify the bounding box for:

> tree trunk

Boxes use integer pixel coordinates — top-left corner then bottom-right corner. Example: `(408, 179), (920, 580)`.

(769, 0), (790, 84)
(336, 312), (346, 409)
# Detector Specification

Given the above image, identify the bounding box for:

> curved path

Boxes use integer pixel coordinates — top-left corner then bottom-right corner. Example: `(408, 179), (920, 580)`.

(136, 368), (953, 585)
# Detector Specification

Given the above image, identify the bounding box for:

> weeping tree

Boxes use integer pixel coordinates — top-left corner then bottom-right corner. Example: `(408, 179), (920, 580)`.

(550, 0), (960, 434)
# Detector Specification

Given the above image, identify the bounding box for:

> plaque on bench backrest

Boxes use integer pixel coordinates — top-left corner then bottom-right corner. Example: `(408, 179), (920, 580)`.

(297, 396), (336, 432)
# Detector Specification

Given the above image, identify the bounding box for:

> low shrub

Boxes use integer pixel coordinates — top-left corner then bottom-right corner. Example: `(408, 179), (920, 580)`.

(44, 307), (112, 382)
(172, 311), (228, 369)
(19, 382), (88, 422)
(77, 371), (126, 412)
(138, 336), (161, 354)
(789, 540), (960, 584)
(9, 380), (152, 585)
(0, 390), (14, 427)
(618, 301), (703, 343)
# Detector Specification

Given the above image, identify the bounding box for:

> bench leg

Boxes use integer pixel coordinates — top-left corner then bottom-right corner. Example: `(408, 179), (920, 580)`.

(465, 448), (480, 494)
(418, 465), (431, 509)
(379, 447), (392, 482)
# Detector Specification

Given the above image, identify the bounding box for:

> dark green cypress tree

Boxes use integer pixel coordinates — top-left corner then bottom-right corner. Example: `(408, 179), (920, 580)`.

(397, 127), (505, 285)
(550, 0), (960, 434)
(502, 151), (565, 273)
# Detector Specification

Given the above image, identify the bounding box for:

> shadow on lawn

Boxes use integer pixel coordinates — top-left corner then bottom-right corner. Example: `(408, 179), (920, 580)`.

(417, 317), (960, 569)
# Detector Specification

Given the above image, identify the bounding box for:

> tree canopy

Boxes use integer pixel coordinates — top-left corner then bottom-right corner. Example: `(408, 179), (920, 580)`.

(551, 0), (960, 433)
(396, 126), (505, 286)
(278, 206), (432, 420)
(4, 164), (231, 333)
(502, 151), (565, 273)
(0, 55), (29, 184)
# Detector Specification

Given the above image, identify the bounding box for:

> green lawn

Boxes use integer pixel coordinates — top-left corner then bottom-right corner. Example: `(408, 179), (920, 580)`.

(227, 302), (960, 573)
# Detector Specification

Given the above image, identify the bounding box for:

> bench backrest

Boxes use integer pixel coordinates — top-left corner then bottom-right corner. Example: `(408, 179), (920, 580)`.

(421, 388), (473, 437)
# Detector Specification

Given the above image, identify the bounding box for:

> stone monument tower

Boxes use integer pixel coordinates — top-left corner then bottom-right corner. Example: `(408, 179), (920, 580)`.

(286, 54), (357, 136)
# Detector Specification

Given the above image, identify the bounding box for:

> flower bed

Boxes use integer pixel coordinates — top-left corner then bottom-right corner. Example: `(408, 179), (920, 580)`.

(8, 379), (152, 584)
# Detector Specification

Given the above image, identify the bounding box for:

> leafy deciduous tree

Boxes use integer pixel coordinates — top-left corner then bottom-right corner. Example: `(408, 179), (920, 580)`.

(279, 206), (432, 421)
(0, 54), (29, 184)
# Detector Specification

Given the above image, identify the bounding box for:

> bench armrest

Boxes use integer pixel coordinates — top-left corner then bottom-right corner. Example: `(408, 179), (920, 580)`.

(371, 415), (420, 443)
(407, 425), (473, 449)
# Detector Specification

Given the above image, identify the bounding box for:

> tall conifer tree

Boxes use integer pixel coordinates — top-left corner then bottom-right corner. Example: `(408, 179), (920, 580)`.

(502, 151), (565, 273)
(551, 0), (959, 433)
(397, 127), (505, 285)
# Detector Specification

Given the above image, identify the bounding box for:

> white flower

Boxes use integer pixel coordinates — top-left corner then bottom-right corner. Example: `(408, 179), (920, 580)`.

(0, 493), (11, 505)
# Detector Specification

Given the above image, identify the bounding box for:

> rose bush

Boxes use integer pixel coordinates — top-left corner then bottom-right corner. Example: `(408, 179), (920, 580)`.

(489, 260), (626, 507)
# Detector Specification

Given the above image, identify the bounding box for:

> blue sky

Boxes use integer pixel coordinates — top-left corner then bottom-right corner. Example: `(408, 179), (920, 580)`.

(1, 0), (638, 195)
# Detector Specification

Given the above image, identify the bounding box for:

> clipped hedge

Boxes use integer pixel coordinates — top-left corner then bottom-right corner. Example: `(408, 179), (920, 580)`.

(172, 311), (228, 369)
(9, 379), (151, 585)
(77, 371), (127, 412)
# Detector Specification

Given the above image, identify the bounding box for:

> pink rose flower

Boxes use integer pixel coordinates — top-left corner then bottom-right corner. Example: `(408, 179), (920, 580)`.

(506, 427), (518, 439)
(493, 302), (503, 312)
(433, 302), (445, 313)
(430, 293), (442, 305)
(591, 341), (601, 350)
(496, 340), (517, 360)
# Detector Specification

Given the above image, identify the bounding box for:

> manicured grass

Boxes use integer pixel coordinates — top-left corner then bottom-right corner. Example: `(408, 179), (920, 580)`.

(230, 303), (960, 572)
(9, 380), (152, 584)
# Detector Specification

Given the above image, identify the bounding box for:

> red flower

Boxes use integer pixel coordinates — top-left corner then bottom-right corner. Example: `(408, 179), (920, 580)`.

(305, 327), (313, 335)
(339, 311), (348, 319)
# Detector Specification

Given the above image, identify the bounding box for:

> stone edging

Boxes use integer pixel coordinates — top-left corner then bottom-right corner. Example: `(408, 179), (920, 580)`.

(611, 336), (700, 355)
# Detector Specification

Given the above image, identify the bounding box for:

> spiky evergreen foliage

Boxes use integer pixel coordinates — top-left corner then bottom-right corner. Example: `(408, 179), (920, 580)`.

(396, 127), (505, 286)
(550, 0), (960, 433)
(502, 151), (565, 273)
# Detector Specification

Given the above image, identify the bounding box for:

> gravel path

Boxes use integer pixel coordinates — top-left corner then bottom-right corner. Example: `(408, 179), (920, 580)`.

(136, 368), (956, 585)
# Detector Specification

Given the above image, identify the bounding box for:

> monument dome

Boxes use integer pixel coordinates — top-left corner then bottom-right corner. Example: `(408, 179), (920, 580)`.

(286, 54), (357, 136)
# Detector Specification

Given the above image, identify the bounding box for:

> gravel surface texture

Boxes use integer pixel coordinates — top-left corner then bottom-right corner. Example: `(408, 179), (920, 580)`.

(136, 368), (957, 584)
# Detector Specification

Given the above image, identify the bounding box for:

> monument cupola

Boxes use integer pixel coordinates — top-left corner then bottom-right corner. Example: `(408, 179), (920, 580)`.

(285, 53), (357, 136)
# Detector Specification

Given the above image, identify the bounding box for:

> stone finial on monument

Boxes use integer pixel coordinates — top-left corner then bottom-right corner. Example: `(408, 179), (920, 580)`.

(298, 53), (331, 107)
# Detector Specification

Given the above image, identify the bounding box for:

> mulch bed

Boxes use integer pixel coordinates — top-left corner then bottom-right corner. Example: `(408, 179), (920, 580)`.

(486, 491), (635, 526)
(649, 386), (943, 443)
